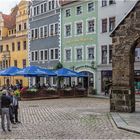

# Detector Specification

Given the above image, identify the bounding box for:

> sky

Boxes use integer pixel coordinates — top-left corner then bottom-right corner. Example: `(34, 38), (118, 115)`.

(0, 0), (21, 14)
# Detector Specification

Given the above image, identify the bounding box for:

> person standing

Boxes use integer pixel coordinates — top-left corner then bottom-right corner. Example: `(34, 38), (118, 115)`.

(12, 92), (21, 123)
(1, 90), (12, 132)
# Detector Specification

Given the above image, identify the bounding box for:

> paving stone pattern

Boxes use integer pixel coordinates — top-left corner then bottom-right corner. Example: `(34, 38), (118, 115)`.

(0, 98), (140, 139)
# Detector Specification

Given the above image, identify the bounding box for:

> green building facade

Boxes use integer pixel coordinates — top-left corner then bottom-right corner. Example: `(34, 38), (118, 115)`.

(61, 0), (98, 91)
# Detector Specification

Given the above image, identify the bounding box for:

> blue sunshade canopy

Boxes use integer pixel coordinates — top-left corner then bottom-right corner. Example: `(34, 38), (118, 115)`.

(0, 67), (21, 76)
(54, 68), (80, 77)
(14, 66), (56, 77)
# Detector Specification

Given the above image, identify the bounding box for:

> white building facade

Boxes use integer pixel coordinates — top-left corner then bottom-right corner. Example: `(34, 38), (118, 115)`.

(97, 0), (137, 94)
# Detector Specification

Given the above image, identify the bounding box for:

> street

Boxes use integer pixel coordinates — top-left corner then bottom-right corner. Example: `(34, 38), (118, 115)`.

(0, 98), (140, 139)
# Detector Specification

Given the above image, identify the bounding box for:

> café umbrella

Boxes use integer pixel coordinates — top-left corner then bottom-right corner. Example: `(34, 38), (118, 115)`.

(0, 66), (21, 76)
(54, 68), (80, 77)
(14, 66), (56, 77)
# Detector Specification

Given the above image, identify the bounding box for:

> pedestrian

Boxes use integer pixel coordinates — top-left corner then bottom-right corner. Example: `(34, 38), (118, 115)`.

(1, 90), (12, 132)
(12, 91), (21, 123)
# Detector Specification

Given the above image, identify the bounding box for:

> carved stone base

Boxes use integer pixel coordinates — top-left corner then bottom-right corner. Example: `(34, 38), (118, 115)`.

(110, 87), (135, 112)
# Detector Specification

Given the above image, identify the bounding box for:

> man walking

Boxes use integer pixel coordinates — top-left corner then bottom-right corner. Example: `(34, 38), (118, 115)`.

(1, 90), (12, 132)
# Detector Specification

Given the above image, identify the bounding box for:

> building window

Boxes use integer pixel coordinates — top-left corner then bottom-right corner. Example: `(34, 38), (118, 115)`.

(23, 59), (26, 68)
(76, 22), (83, 35)
(0, 30), (1, 37)
(39, 27), (44, 38)
(66, 9), (71, 17)
(109, 45), (112, 63)
(31, 29), (34, 39)
(44, 3), (47, 12)
(88, 2), (94, 12)
(50, 24), (54, 36)
(41, 4), (44, 13)
(65, 49), (71, 61)
(49, 1), (51, 10)
(17, 42), (20, 51)
(37, 6), (40, 15)
(76, 48), (82, 60)
(0, 45), (3, 53)
(35, 28), (38, 38)
(102, 45), (107, 64)
(102, 0), (107, 7)
(50, 49), (59, 60)
(40, 50), (44, 60)
(109, 0), (116, 5)
(24, 23), (26, 30)
(51, 50), (53, 59)
(44, 50), (48, 60)
(35, 51), (38, 61)
(19, 24), (21, 31)
(44, 26), (48, 37)
(55, 49), (58, 59)
(102, 18), (107, 33)
(65, 24), (71, 37)
(109, 17), (115, 31)
(88, 47), (94, 60)
(12, 43), (15, 51)
(88, 19), (95, 33)
(31, 52), (34, 61)
(23, 41), (26, 50)
(55, 23), (59, 35)
(6, 45), (9, 51)
(34, 7), (37, 16)
(14, 60), (17, 67)
(76, 6), (82, 15)
(52, 0), (55, 9)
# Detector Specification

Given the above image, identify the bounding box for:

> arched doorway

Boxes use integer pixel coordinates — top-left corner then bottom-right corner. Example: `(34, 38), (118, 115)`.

(110, 1), (140, 112)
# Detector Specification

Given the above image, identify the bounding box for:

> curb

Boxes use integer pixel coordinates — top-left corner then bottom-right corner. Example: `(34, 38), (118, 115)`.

(111, 113), (140, 134)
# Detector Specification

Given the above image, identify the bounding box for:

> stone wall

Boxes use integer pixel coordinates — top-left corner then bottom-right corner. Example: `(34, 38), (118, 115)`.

(111, 1), (140, 112)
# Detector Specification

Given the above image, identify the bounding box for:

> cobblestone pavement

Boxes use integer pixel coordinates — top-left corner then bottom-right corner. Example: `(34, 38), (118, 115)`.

(0, 98), (140, 139)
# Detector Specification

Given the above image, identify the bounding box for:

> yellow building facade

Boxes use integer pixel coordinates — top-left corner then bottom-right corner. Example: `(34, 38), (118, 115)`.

(0, 0), (29, 87)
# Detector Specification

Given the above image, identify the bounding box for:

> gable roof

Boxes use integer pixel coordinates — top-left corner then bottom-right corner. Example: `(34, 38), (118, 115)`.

(110, 0), (139, 37)
(1, 6), (18, 29)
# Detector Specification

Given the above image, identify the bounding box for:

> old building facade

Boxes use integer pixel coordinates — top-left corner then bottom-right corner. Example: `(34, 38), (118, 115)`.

(29, 0), (60, 86)
(96, 0), (136, 94)
(0, 0), (29, 87)
(61, 0), (98, 90)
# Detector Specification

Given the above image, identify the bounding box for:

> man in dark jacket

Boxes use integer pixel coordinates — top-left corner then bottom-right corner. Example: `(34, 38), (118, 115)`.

(1, 90), (12, 131)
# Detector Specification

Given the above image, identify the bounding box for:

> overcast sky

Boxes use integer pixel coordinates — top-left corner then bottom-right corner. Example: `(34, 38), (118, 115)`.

(0, 0), (21, 14)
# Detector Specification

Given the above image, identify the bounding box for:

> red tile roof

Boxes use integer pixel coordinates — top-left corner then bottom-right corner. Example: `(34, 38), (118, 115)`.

(60, 0), (78, 6)
(2, 6), (18, 29)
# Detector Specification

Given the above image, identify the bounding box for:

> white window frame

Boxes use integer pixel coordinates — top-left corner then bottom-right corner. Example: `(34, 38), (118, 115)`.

(39, 50), (44, 61)
(44, 25), (48, 37)
(64, 48), (72, 62)
(30, 51), (35, 62)
(75, 20), (83, 36)
(39, 26), (44, 38)
(86, 45), (96, 61)
(49, 48), (59, 60)
(65, 8), (71, 17)
(64, 23), (72, 38)
(86, 18), (96, 34)
(87, 2), (95, 12)
(75, 46), (84, 61)
(44, 49), (48, 61)
(49, 24), (54, 36)
(34, 50), (38, 61)
(76, 5), (83, 16)
(54, 22), (59, 35)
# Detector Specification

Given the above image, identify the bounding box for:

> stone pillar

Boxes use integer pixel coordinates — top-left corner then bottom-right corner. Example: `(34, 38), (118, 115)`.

(110, 42), (135, 112)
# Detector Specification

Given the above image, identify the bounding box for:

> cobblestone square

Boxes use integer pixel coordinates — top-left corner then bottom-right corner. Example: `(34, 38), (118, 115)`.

(0, 98), (140, 139)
